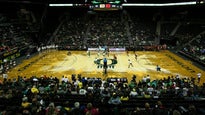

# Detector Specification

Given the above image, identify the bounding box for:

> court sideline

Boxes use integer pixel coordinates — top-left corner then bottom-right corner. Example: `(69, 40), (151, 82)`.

(2, 49), (204, 85)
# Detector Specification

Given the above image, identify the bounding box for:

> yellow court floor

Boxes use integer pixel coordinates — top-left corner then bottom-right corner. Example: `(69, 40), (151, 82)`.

(4, 50), (205, 85)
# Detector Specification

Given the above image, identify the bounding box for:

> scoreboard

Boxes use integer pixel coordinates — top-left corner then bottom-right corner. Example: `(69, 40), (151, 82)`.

(89, 0), (122, 10)
(90, 3), (122, 10)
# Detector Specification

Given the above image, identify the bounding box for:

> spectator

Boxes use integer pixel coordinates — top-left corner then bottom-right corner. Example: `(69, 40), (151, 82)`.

(131, 107), (141, 115)
(130, 88), (138, 97)
(120, 92), (129, 101)
(188, 104), (196, 115)
(171, 103), (181, 115)
(108, 92), (122, 105)
(70, 102), (84, 115)
(45, 102), (58, 115)
(21, 95), (31, 109)
(85, 102), (99, 115)
(143, 102), (153, 115)
(79, 88), (87, 95)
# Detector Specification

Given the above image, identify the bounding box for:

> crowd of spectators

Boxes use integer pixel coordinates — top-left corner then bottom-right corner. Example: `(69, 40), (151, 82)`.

(128, 15), (157, 46)
(0, 13), (38, 54)
(54, 16), (87, 50)
(0, 22), (18, 53)
(51, 9), (205, 53)
(180, 33), (205, 65)
(0, 10), (40, 75)
(0, 73), (205, 114)
(174, 23), (201, 46)
(86, 11), (129, 48)
(54, 11), (161, 50)
(54, 11), (136, 50)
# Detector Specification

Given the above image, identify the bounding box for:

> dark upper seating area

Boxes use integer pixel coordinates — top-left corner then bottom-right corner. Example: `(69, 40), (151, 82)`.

(54, 11), (130, 50)
(48, 7), (205, 53)
(0, 11), (39, 54)
(129, 15), (157, 46)
(54, 16), (87, 50)
(87, 11), (129, 47)
(179, 33), (205, 65)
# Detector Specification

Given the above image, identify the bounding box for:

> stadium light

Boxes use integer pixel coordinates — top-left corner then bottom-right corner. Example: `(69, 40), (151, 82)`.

(122, 1), (196, 7)
(49, 4), (73, 7)
(49, 1), (197, 7)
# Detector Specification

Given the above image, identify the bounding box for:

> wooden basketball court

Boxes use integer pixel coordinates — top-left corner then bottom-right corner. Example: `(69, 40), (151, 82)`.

(3, 50), (205, 85)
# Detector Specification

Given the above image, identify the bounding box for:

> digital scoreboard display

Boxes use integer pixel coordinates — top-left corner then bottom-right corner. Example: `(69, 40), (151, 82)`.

(90, 0), (122, 10)
(91, 0), (121, 4)
(100, 4), (105, 8)
(90, 3), (122, 10)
